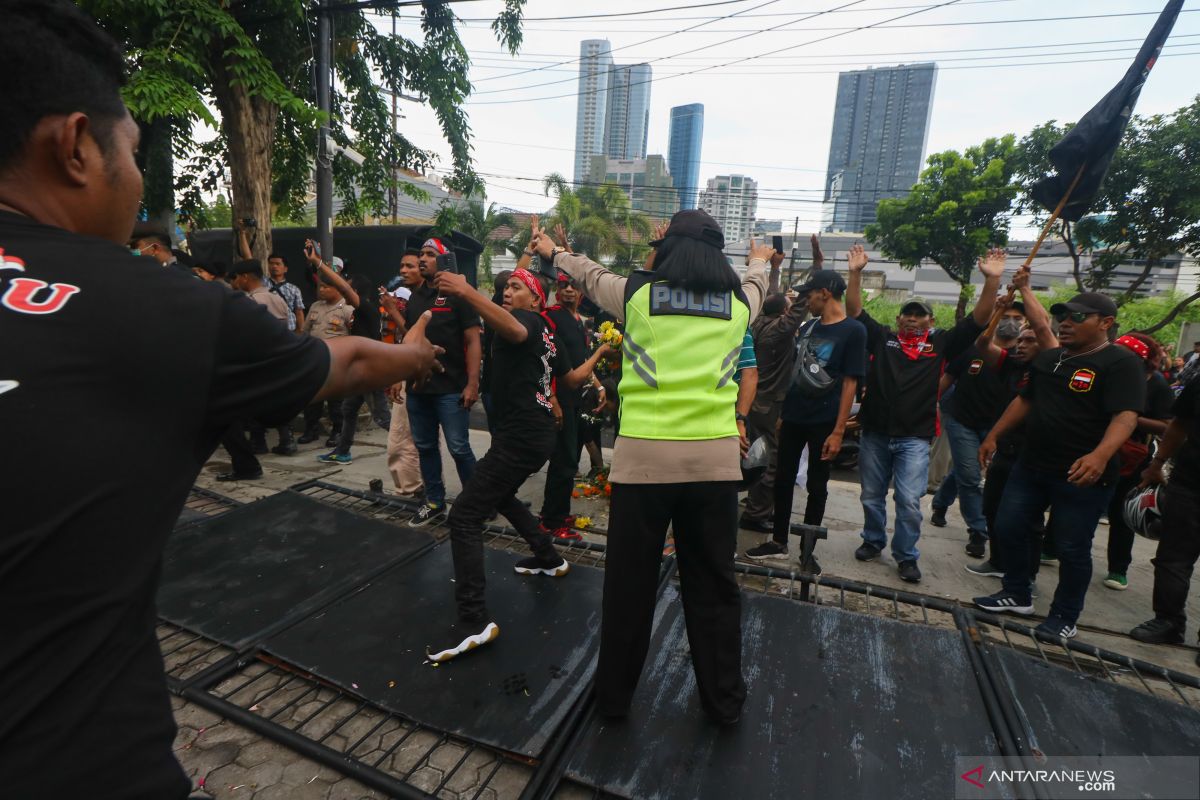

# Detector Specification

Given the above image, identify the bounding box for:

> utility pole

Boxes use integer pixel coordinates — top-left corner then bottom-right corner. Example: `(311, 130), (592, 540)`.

(315, 0), (334, 261)
(786, 216), (799, 287)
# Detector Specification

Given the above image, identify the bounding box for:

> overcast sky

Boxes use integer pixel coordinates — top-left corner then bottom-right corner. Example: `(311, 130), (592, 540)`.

(369, 0), (1198, 237)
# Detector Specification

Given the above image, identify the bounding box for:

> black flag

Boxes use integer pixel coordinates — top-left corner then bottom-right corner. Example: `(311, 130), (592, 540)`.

(1030, 0), (1183, 221)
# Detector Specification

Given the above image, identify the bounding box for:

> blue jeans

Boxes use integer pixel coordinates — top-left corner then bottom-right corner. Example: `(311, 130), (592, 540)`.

(933, 472), (958, 510)
(859, 430), (931, 563)
(938, 414), (990, 533)
(406, 392), (477, 507)
(996, 461), (1114, 625)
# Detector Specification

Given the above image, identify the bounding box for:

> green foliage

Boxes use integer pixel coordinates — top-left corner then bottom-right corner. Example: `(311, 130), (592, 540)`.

(434, 197), (514, 277)
(187, 193), (232, 229)
(866, 136), (1019, 313)
(536, 172), (653, 264)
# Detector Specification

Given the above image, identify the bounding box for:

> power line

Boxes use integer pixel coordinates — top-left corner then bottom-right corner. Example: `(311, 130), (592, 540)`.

(452, 0), (1016, 23)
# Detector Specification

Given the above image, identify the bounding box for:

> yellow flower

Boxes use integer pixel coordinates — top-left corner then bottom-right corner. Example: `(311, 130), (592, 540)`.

(575, 516), (592, 529)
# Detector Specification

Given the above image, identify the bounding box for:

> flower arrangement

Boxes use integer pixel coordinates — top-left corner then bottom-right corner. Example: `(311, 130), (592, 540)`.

(598, 320), (623, 348)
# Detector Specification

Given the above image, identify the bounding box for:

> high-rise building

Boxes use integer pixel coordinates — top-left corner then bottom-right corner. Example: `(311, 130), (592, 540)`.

(574, 39), (613, 185)
(588, 154), (676, 219)
(604, 64), (652, 161)
(822, 63), (937, 233)
(668, 104), (704, 211)
(698, 174), (757, 243)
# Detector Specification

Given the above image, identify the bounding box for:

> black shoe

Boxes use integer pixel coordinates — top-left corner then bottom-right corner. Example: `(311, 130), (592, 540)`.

(250, 438), (268, 455)
(965, 560), (1004, 578)
(930, 507), (947, 527)
(744, 541), (789, 561)
(297, 429), (321, 444)
(408, 502), (448, 528)
(897, 560), (922, 583)
(325, 433), (340, 448)
(216, 470), (262, 482)
(514, 554), (570, 577)
(271, 442), (297, 456)
(854, 542), (882, 562)
(426, 619), (499, 664)
(738, 516), (773, 534)
(973, 589), (1034, 616)
(965, 530), (987, 559)
(1130, 617), (1185, 645)
(1034, 617), (1077, 640)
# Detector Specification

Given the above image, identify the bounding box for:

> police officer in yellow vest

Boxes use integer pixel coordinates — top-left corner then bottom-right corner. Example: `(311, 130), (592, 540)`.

(531, 210), (771, 724)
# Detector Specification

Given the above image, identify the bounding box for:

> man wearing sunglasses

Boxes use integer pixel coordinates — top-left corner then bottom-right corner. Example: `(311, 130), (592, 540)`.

(976, 292), (1145, 640)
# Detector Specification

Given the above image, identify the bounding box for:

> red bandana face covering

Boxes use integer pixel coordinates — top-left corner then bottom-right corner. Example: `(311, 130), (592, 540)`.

(896, 328), (932, 360)
(511, 268), (546, 308)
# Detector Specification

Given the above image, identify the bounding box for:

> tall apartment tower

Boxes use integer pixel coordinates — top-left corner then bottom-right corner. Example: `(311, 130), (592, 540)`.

(574, 39), (613, 185)
(698, 174), (758, 244)
(822, 63), (937, 233)
(604, 64), (652, 160)
(668, 103), (705, 211)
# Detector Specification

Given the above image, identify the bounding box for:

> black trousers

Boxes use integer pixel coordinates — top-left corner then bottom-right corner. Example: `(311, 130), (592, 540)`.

(1151, 481), (1200, 632)
(597, 481), (745, 722)
(1106, 471), (1142, 575)
(446, 425), (558, 622)
(983, 449), (1045, 577)
(742, 400), (782, 523)
(771, 419), (837, 543)
(303, 399), (341, 435)
(220, 420), (261, 476)
(333, 394), (365, 456)
(540, 406), (581, 528)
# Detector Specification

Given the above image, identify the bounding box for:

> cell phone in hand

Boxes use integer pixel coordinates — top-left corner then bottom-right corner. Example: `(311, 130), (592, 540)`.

(304, 239), (321, 258)
(772, 235), (784, 255)
(436, 251), (458, 273)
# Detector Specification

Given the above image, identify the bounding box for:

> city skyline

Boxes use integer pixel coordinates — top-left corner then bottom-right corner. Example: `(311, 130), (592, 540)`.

(668, 103), (705, 212)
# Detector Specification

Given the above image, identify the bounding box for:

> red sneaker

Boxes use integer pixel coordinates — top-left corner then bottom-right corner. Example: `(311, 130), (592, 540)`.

(552, 526), (583, 542)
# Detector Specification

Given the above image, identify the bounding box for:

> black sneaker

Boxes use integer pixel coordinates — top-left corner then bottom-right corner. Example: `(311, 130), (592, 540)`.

(1034, 617), (1077, 640)
(973, 590), (1034, 616)
(514, 554), (570, 577)
(738, 516), (773, 534)
(325, 433), (340, 448)
(897, 560), (922, 583)
(930, 507), (947, 527)
(854, 542), (882, 562)
(1130, 617), (1185, 645)
(271, 441), (298, 456)
(965, 530), (987, 559)
(744, 541), (789, 562)
(965, 560), (1003, 578)
(216, 469), (263, 482)
(425, 620), (500, 664)
(408, 502), (448, 528)
(297, 429), (322, 444)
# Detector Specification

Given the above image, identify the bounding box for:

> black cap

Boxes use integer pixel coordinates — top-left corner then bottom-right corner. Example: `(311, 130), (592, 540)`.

(900, 296), (934, 316)
(792, 270), (846, 296)
(1010, 300), (1026, 315)
(227, 260), (265, 279)
(1050, 292), (1118, 318)
(649, 209), (725, 250)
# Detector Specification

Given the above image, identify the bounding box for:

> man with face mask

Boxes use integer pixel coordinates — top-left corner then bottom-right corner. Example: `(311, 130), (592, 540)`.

(930, 296), (1027, 558)
(845, 245), (1005, 583)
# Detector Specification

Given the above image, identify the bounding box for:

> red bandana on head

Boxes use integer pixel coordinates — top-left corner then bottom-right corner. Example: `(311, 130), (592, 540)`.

(511, 268), (546, 308)
(423, 237), (448, 255)
(1116, 334), (1150, 362)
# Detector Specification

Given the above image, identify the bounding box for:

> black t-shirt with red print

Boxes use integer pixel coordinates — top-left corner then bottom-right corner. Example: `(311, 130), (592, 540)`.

(489, 309), (566, 434)
(1018, 343), (1146, 482)
(944, 345), (1026, 431)
(405, 282), (481, 395)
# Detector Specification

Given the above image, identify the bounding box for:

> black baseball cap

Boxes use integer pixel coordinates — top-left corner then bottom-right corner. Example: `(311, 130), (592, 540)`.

(1050, 292), (1118, 318)
(649, 209), (725, 250)
(227, 260), (265, 279)
(1009, 300), (1026, 315)
(792, 270), (847, 296)
(901, 296), (934, 316)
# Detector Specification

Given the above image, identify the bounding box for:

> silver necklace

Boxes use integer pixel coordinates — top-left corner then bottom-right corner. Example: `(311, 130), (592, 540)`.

(1053, 339), (1110, 372)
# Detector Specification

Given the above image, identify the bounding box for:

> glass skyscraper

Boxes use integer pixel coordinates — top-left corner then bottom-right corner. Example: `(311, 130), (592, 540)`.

(604, 64), (652, 161)
(822, 63), (937, 233)
(668, 103), (704, 211)
(573, 40), (613, 185)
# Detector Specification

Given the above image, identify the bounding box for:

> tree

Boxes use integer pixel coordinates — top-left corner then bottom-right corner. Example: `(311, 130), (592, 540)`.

(79, 0), (526, 261)
(434, 198), (514, 276)
(539, 172), (652, 269)
(865, 136), (1019, 320)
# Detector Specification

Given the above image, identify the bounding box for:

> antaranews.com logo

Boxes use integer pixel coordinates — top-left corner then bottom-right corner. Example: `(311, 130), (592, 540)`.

(954, 756), (1198, 799)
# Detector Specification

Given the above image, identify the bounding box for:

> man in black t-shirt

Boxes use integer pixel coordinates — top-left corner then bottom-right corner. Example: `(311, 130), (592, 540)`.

(423, 268), (610, 663)
(977, 292), (1144, 640)
(0, 6), (439, 797)
(1130, 376), (1200, 657)
(539, 274), (604, 539)
(405, 237), (483, 527)
(845, 245), (1005, 583)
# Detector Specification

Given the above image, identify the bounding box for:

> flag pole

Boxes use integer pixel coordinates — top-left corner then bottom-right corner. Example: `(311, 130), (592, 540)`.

(982, 163), (1087, 338)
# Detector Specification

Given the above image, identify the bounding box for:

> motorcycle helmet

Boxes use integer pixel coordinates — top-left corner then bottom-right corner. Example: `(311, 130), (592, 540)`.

(1123, 484), (1165, 540)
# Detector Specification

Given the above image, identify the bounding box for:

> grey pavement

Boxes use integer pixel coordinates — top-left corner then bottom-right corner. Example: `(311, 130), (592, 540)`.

(174, 411), (1200, 797)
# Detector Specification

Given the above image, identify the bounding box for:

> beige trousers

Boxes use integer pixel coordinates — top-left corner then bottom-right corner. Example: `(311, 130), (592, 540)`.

(387, 390), (424, 495)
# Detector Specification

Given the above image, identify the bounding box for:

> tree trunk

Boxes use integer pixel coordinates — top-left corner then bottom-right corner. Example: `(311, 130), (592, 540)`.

(210, 46), (279, 264)
(1061, 221), (1085, 294)
(1117, 258), (1158, 306)
(1136, 290), (1200, 335)
(137, 117), (175, 243)
(954, 286), (969, 322)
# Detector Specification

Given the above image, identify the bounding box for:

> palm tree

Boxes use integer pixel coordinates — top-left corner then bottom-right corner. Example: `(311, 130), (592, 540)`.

(434, 198), (514, 279)
(538, 172), (652, 267)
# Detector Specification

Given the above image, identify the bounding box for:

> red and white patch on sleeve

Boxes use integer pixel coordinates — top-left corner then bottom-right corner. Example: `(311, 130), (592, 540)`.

(1068, 368), (1096, 393)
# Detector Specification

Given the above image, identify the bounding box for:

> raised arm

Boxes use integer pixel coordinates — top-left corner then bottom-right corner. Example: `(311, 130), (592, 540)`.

(846, 243), (868, 319)
(533, 228), (629, 321)
(315, 311), (440, 401)
(1012, 268), (1057, 350)
(971, 247), (1006, 328)
(742, 238), (774, 323)
(432, 271), (527, 343)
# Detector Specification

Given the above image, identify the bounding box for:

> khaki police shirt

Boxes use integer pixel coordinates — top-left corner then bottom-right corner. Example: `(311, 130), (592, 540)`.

(304, 299), (353, 340)
(247, 286), (289, 324)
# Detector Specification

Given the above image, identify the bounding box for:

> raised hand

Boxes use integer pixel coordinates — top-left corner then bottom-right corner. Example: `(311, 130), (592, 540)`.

(748, 237), (775, 263)
(811, 233), (825, 268)
(402, 311), (445, 389)
(847, 243), (868, 273)
(1011, 267), (1031, 292)
(554, 223), (572, 253)
(978, 247), (1007, 279)
(432, 271), (470, 297)
(652, 221), (669, 241)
